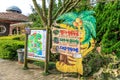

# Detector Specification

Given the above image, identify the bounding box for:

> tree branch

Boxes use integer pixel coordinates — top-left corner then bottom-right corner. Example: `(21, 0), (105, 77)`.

(62, 0), (65, 7)
(53, 0), (70, 20)
(59, 0), (73, 15)
(32, 0), (47, 26)
(65, 0), (81, 13)
(75, 0), (116, 8)
(42, 0), (47, 19)
(48, 0), (53, 27)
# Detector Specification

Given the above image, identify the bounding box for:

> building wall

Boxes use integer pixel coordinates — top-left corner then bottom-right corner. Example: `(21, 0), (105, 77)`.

(0, 23), (10, 36)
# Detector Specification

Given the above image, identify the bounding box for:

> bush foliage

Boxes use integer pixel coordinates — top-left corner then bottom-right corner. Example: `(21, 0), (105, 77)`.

(0, 35), (25, 41)
(94, 0), (120, 58)
(0, 35), (24, 60)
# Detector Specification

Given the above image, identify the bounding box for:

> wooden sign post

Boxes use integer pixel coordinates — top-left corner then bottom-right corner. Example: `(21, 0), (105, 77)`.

(23, 33), (29, 70)
(23, 28), (48, 74)
(23, 27), (30, 70)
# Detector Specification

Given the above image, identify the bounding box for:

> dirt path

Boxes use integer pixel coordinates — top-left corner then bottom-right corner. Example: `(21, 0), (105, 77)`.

(0, 59), (77, 80)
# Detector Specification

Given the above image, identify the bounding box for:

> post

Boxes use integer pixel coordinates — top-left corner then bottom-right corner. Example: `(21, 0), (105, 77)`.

(77, 73), (81, 80)
(44, 27), (49, 74)
(23, 33), (29, 69)
(23, 27), (30, 70)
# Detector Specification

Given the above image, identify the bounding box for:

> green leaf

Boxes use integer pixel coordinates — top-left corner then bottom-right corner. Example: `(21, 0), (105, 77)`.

(83, 21), (96, 38)
(56, 12), (78, 24)
(82, 25), (92, 44)
(78, 11), (95, 19)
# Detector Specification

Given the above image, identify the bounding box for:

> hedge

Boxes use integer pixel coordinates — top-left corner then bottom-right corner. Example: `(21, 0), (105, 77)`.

(0, 35), (24, 60)
(0, 35), (25, 41)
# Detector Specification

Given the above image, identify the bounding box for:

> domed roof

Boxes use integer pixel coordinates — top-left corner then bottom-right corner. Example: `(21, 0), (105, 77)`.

(6, 6), (22, 14)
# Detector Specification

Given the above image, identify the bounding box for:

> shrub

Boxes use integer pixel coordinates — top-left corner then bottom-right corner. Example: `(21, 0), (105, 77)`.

(83, 51), (114, 77)
(0, 35), (25, 41)
(50, 53), (59, 62)
(0, 35), (24, 60)
(94, 0), (120, 58)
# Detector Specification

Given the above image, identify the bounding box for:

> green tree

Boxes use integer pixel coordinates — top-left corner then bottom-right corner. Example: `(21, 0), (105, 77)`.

(94, 0), (120, 58)
(29, 6), (45, 28)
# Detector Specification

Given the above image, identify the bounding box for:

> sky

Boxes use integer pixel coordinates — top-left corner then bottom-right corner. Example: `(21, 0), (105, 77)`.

(0, 0), (41, 16)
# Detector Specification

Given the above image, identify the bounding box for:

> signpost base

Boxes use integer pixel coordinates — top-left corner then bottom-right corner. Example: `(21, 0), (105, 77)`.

(23, 33), (29, 70)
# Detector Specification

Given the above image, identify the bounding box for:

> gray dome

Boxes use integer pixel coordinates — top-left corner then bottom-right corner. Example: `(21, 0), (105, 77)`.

(6, 6), (22, 14)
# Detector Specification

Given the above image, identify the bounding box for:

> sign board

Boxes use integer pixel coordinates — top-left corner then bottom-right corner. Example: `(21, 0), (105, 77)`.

(51, 27), (80, 55)
(27, 30), (46, 60)
(51, 11), (96, 75)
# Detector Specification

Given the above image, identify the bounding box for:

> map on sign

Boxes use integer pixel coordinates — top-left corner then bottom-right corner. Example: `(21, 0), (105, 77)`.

(27, 30), (46, 60)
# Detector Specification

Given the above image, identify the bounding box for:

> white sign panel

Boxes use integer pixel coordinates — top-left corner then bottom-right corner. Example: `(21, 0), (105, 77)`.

(27, 30), (46, 60)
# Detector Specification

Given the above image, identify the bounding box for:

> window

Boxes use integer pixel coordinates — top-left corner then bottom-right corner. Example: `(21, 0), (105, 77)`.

(0, 25), (6, 33)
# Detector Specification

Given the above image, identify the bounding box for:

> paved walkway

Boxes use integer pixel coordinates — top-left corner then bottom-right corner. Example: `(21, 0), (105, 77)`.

(0, 59), (77, 80)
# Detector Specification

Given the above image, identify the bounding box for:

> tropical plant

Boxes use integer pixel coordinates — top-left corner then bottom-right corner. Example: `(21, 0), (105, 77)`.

(94, 0), (120, 58)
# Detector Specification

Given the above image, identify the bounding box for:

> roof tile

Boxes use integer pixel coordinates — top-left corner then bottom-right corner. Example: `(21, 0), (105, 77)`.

(0, 12), (29, 22)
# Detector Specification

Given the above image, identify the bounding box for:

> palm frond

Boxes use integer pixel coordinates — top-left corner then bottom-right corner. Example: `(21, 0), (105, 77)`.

(78, 11), (95, 19)
(63, 21), (73, 26)
(56, 10), (96, 44)
(56, 12), (78, 22)
(82, 16), (96, 29)
(83, 21), (96, 38)
(82, 26), (92, 44)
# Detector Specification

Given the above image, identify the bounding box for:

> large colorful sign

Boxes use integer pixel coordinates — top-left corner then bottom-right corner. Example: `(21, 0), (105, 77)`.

(51, 27), (80, 54)
(51, 11), (96, 75)
(27, 30), (46, 60)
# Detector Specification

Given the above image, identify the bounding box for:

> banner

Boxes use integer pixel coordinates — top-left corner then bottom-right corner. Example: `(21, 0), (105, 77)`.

(51, 27), (80, 54)
(27, 30), (46, 60)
